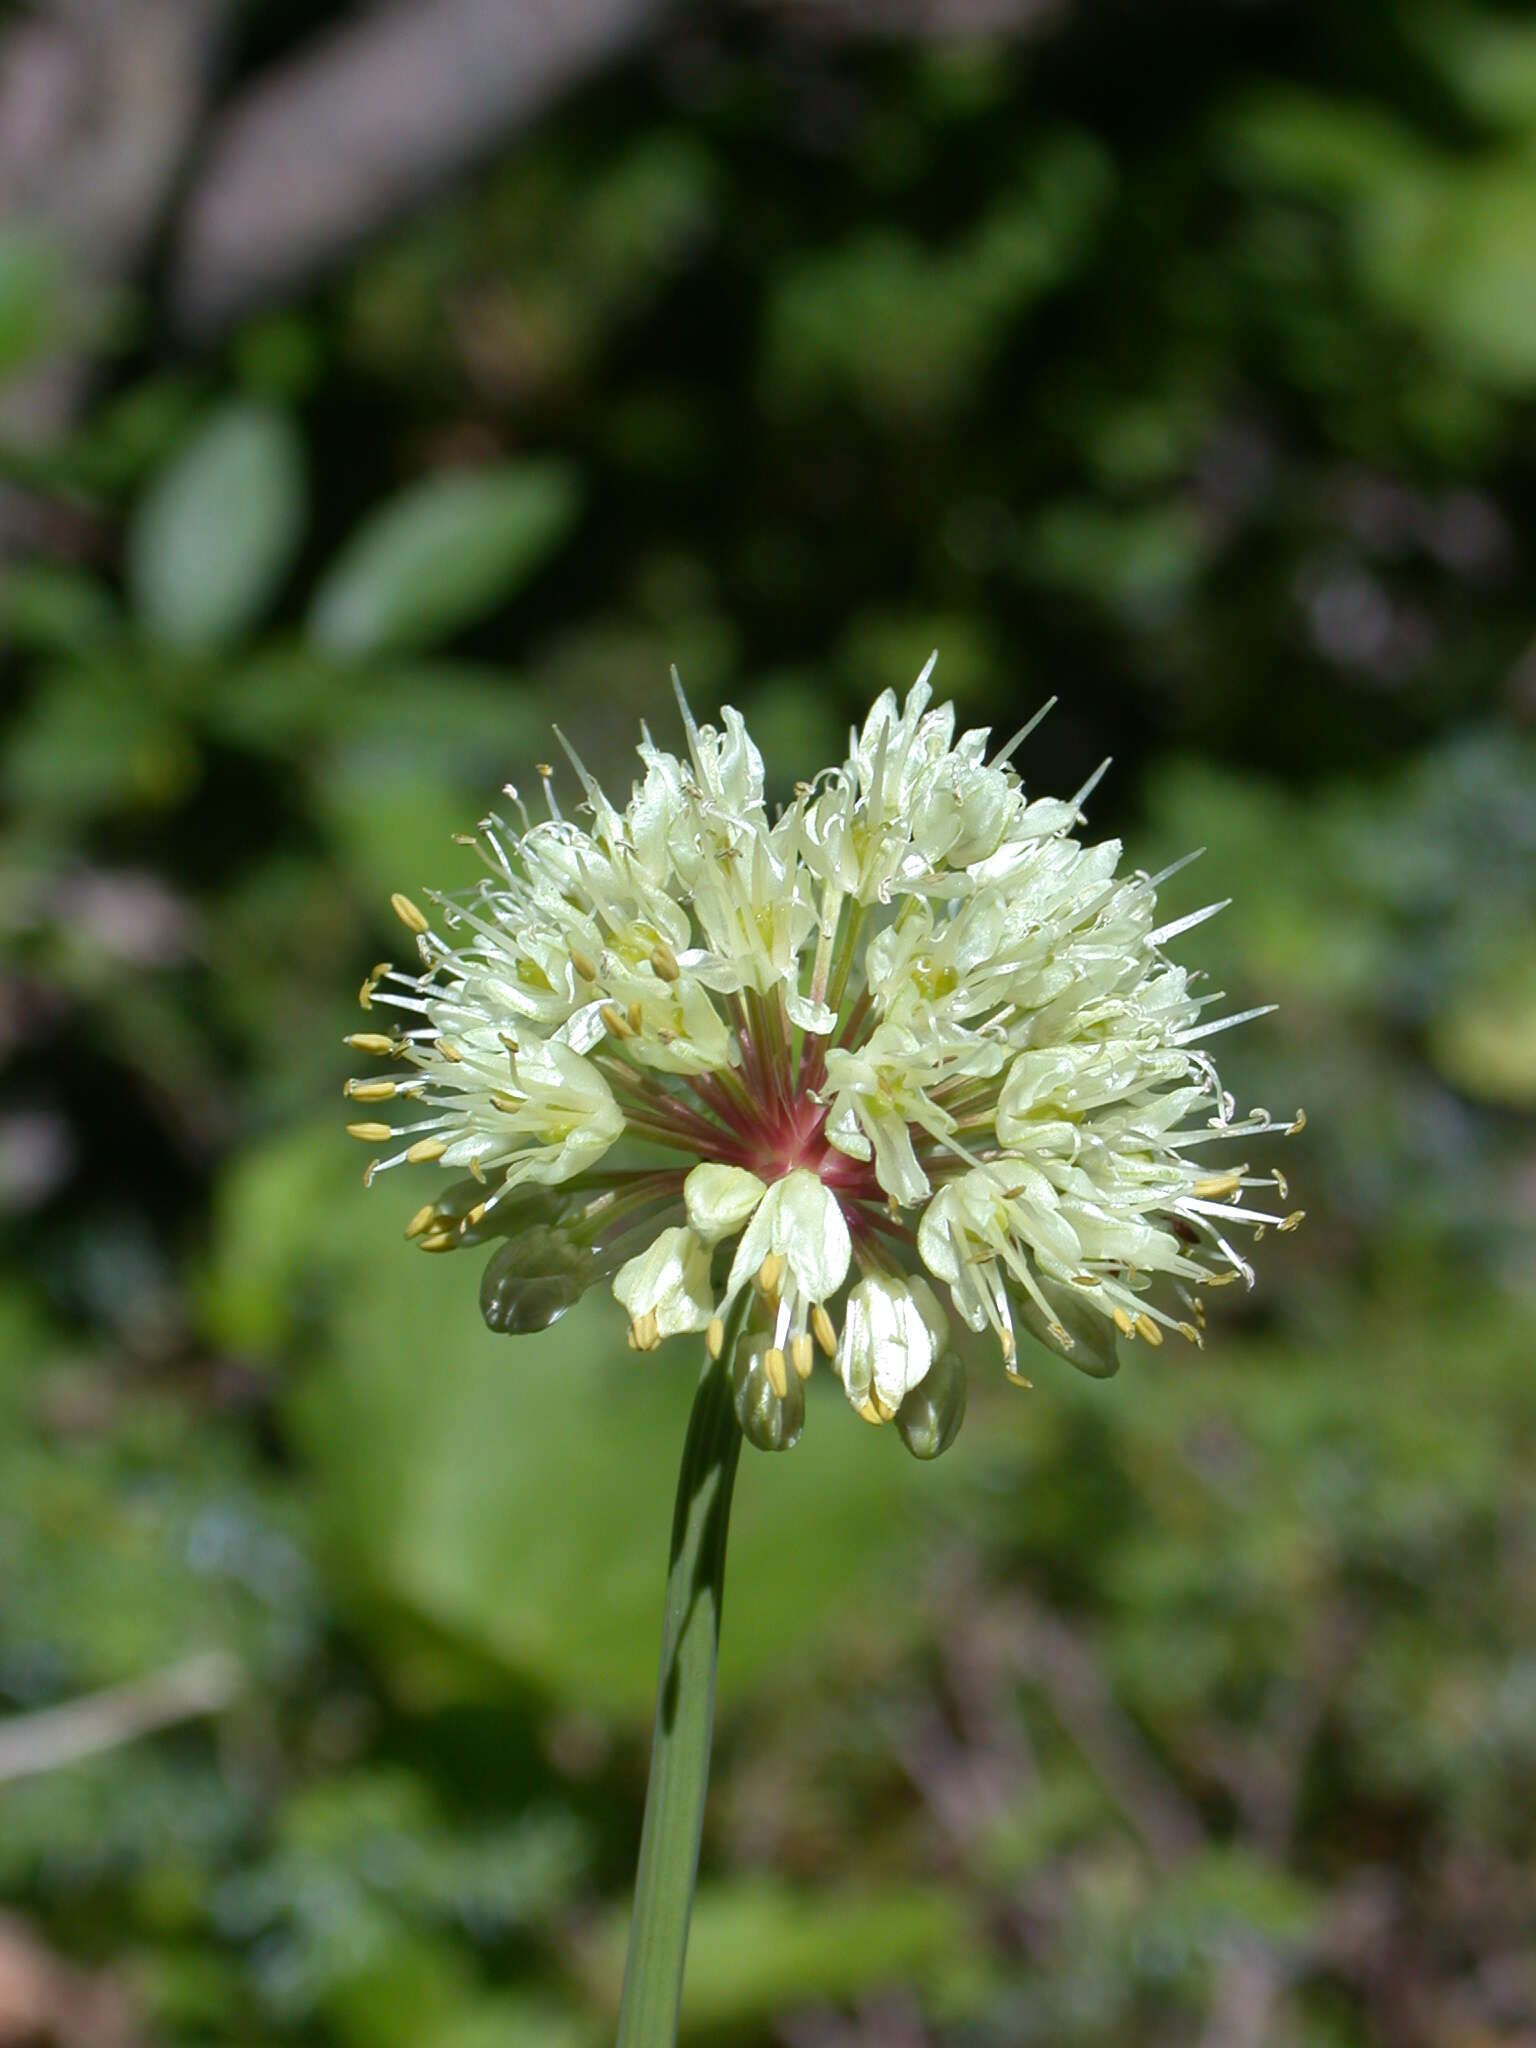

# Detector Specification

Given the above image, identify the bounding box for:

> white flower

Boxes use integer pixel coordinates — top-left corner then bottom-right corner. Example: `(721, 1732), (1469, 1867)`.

(348, 664), (1303, 1455)
(836, 1274), (949, 1422)
(613, 1226), (714, 1349)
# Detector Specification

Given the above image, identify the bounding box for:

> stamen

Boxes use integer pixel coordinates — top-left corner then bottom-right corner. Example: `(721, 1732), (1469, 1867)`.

(358, 961), (392, 1009)
(391, 893), (430, 936)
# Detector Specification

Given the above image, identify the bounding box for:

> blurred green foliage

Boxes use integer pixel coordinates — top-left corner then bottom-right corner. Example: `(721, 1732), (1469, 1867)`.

(0, 3), (1532, 2044)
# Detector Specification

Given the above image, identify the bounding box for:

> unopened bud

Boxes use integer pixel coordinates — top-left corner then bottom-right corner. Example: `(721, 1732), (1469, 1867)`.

(480, 1224), (597, 1336)
(731, 1337), (804, 1453)
(895, 1349), (967, 1461)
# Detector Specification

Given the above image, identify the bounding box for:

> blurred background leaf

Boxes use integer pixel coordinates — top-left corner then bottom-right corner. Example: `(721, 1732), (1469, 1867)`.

(308, 464), (581, 656)
(126, 402), (309, 649)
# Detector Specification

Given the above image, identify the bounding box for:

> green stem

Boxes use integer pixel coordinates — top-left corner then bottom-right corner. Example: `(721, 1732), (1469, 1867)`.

(616, 1295), (748, 2047)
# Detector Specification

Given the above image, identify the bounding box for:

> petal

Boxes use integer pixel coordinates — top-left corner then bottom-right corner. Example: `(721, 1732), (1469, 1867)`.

(772, 1168), (852, 1302)
(684, 1163), (766, 1245)
(612, 1226), (714, 1335)
(725, 1168), (851, 1305)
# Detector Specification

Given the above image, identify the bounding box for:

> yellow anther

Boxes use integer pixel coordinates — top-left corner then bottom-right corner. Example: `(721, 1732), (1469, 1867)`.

(856, 1396), (883, 1426)
(600, 1002), (634, 1039)
(1072, 1272), (1101, 1288)
(536, 762), (554, 780)
(347, 1122), (393, 1143)
(999, 1327), (1016, 1362)
(345, 1032), (396, 1056)
(358, 961), (391, 1009)
(418, 1231), (457, 1253)
(434, 1038), (463, 1063)
(811, 1304), (837, 1357)
(468, 1156), (486, 1184)
(391, 892), (429, 935)
(490, 1093), (521, 1114)
(764, 1347), (789, 1398)
(790, 1332), (814, 1380)
(756, 1252), (784, 1298)
(1279, 1209), (1306, 1233)
(361, 1160), (380, 1187)
(1288, 1107), (1306, 1134)
(627, 1000), (644, 1035)
(650, 942), (681, 982)
(569, 948), (598, 983)
(462, 1203), (487, 1230)
(1112, 1306), (1136, 1336)
(346, 1078), (396, 1102)
(406, 1137), (447, 1164)
(706, 1316), (724, 1360)
(1134, 1313), (1164, 1347)
(499, 1032), (520, 1055)
(1194, 1168), (1245, 1200)
(404, 1204), (436, 1240)
(633, 1310), (660, 1352)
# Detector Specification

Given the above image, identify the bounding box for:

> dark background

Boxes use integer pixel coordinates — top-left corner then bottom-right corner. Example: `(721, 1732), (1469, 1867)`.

(0, 2), (1532, 2043)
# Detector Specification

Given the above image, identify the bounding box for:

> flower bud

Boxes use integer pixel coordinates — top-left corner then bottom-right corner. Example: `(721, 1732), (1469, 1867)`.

(730, 1336), (804, 1452)
(1008, 1276), (1121, 1378)
(895, 1347), (967, 1460)
(480, 1225), (597, 1335)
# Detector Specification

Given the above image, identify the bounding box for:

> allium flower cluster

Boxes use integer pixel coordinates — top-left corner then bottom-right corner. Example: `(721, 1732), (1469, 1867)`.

(346, 665), (1302, 1457)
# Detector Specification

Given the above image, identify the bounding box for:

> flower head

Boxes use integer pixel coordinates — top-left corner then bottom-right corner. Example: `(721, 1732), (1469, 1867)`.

(347, 662), (1303, 1456)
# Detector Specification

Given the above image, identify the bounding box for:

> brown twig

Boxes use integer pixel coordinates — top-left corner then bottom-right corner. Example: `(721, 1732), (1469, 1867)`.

(0, 1653), (243, 1784)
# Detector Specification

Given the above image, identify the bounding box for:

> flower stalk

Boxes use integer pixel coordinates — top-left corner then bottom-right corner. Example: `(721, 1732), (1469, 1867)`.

(617, 1291), (750, 2047)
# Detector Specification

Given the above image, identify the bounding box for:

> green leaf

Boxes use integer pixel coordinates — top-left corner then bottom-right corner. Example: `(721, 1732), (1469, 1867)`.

(0, 226), (61, 377)
(2, 667), (195, 820)
(127, 401), (307, 649)
(308, 464), (581, 656)
(290, 1241), (969, 1716)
